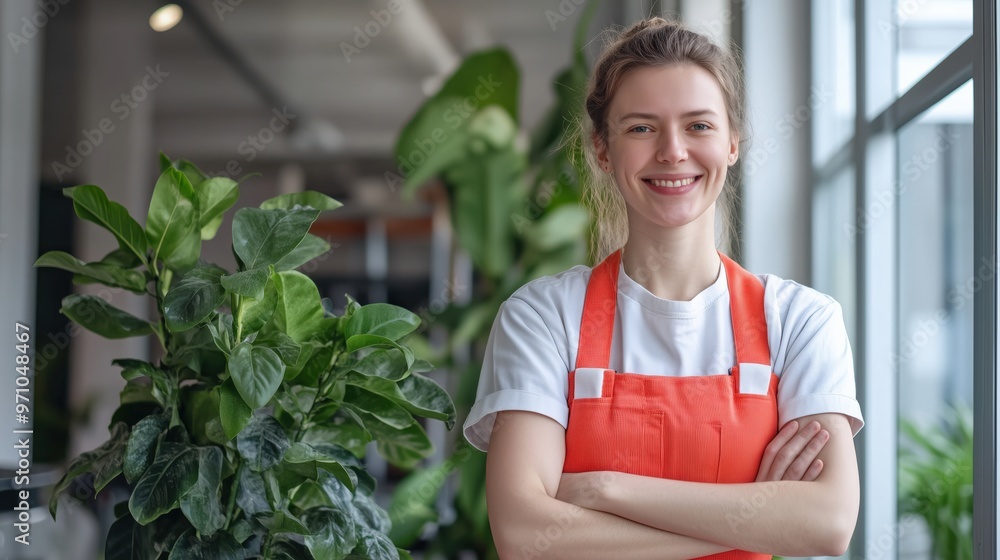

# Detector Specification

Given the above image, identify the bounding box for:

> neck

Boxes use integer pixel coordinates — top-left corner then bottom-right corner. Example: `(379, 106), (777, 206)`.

(620, 208), (722, 301)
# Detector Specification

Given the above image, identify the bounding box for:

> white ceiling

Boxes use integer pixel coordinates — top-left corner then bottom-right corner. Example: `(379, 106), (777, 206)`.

(149, 0), (612, 164)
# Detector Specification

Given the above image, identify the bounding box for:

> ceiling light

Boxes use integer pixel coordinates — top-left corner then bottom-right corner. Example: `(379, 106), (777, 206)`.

(149, 4), (183, 32)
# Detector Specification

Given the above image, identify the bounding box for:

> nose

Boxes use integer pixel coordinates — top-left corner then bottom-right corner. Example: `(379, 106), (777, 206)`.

(656, 130), (687, 164)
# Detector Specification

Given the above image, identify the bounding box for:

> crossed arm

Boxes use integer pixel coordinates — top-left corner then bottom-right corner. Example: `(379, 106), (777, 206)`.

(485, 410), (859, 559)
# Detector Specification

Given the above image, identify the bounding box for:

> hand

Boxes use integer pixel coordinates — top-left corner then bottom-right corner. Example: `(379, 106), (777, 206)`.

(555, 471), (613, 509)
(755, 420), (830, 482)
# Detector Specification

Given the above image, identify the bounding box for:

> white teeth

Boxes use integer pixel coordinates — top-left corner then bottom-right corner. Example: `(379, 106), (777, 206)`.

(649, 177), (697, 188)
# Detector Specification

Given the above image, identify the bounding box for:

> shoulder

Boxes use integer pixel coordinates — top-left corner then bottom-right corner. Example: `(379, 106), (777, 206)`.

(757, 272), (849, 375)
(506, 264), (593, 318)
(759, 273), (841, 322)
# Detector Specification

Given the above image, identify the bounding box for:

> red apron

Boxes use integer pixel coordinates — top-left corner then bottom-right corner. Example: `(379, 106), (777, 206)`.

(564, 249), (778, 559)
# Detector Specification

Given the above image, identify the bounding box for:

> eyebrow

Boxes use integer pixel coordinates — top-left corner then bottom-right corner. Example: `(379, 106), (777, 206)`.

(618, 110), (719, 122)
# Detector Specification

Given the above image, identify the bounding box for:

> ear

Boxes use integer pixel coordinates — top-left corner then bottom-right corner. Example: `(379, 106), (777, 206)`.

(593, 133), (611, 171)
(728, 132), (740, 166)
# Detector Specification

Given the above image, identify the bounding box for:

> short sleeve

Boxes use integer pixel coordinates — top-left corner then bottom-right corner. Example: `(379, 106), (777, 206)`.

(776, 300), (865, 436)
(462, 297), (570, 452)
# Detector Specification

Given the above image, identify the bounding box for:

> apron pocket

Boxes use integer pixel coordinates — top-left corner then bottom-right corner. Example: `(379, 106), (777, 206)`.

(663, 420), (722, 483)
(564, 400), (663, 477)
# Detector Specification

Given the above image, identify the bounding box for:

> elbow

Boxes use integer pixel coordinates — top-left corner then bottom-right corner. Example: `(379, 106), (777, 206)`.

(818, 507), (858, 557)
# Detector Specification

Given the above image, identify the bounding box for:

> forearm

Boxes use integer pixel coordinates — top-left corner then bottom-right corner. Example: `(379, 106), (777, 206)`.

(493, 492), (732, 560)
(597, 475), (853, 557)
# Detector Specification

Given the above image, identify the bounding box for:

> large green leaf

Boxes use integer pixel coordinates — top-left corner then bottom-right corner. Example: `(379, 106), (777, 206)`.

(348, 527), (400, 560)
(129, 442), (200, 524)
(268, 270), (326, 343)
(236, 415), (290, 472)
(523, 203), (590, 252)
(374, 422), (434, 469)
(194, 177), (239, 240)
(320, 471), (390, 533)
(105, 514), (155, 560)
(255, 508), (310, 534)
(301, 419), (372, 458)
(239, 275), (278, 334)
(445, 148), (524, 279)
(163, 265), (227, 332)
(220, 267), (271, 299)
(345, 335), (414, 370)
(349, 348), (409, 381)
(344, 386), (415, 429)
(395, 48), (519, 194)
(274, 233), (331, 271)
(254, 331), (301, 366)
(388, 461), (454, 547)
(49, 422), (129, 519)
(394, 95), (473, 193)
(63, 185), (148, 265)
(146, 167), (201, 270)
(236, 465), (271, 516)
(34, 251), (147, 293)
(228, 342), (284, 410)
(232, 207), (320, 270)
(260, 191), (343, 211)
(344, 303), (421, 341)
(123, 415), (168, 484)
(270, 537), (316, 560)
(179, 446), (225, 536)
(303, 507), (357, 560)
(345, 371), (455, 429)
(167, 529), (242, 560)
(219, 379), (252, 440)
(60, 294), (152, 339)
(283, 442), (357, 490)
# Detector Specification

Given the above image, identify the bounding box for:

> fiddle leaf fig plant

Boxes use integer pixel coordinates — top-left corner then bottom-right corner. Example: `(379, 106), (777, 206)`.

(39, 154), (455, 559)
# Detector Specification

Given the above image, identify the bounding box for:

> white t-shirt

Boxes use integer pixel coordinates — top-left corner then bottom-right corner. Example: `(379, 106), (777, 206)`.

(463, 260), (865, 452)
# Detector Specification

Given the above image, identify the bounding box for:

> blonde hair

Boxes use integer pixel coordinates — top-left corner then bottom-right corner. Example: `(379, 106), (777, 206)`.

(574, 17), (750, 263)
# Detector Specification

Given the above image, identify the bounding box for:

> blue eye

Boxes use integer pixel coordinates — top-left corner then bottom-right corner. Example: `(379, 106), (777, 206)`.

(691, 123), (710, 131)
(630, 125), (651, 133)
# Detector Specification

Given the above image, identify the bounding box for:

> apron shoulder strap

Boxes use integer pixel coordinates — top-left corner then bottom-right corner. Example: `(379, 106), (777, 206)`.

(720, 252), (771, 366)
(575, 249), (621, 370)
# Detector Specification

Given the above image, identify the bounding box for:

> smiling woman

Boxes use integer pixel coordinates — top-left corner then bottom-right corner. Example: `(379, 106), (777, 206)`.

(463, 16), (864, 560)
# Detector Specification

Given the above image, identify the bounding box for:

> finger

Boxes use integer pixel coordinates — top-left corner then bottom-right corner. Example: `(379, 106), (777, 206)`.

(767, 420), (822, 481)
(756, 420), (798, 482)
(781, 429), (830, 481)
(801, 459), (824, 482)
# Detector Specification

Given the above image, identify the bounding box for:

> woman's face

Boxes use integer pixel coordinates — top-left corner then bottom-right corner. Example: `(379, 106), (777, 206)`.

(596, 63), (739, 233)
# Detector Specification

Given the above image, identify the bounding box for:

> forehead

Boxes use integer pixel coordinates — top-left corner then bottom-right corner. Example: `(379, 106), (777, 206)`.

(608, 64), (727, 120)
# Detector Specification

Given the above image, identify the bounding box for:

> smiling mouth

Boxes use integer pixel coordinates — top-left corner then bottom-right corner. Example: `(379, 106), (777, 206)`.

(643, 176), (701, 188)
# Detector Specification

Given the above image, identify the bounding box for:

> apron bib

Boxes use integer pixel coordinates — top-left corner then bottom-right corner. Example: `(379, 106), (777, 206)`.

(563, 250), (778, 560)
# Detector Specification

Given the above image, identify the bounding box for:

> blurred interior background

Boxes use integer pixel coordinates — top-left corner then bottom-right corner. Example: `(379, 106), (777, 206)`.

(0, 0), (993, 558)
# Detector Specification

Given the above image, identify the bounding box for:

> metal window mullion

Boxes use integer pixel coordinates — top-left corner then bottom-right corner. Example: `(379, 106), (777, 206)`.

(972, 0), (999, 557)
(853, 0), (899, 559)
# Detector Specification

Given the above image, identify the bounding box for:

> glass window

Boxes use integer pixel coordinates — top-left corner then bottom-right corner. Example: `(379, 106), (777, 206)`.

(812, 0), (855, 165)
(895, 0), (973, 95)
(896, 80), (974, 559)
(812, 166), (856, 340)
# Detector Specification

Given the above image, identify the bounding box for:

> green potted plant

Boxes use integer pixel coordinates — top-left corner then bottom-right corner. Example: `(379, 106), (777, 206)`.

(385, 3), (597, 557)
(899, 402), (973, 560)
(39, 155), (455, 559)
